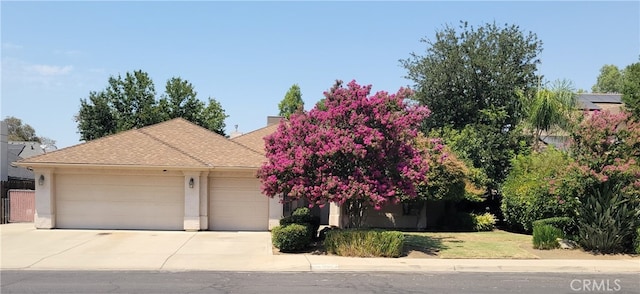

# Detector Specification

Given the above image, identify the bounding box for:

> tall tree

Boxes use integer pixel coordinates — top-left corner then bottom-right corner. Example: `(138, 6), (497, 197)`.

(200, 97), (228, 136)
(622, 62), (640, 118)
(75, 70), (228, 140)
(278, 84), (304, 119)
(402, 21), (542, 131)
(107, 70), (159, 131)
(401, 21), (541, 188)
(76, 91), (117, 141)
(158, 77), (203, 122)
(3, 116), (40, 142)
(258, 80), (431, 228)
(591, 64), (623, 93)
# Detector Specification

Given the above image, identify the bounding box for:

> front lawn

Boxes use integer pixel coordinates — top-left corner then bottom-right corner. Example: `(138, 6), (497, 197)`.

(404, 230), (538, 259)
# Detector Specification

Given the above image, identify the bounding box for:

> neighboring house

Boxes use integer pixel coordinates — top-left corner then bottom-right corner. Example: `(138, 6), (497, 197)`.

(577, 93), (623, 114)
(7, 141), (54, 181)
(540, 93), (624, 149)
(16, 118), (282, 231)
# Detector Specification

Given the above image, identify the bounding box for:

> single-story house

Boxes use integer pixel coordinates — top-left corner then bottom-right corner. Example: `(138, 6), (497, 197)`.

(231, 117), (429, 230)
(16, 118), (283, 231)
(17, 116), (434, 231)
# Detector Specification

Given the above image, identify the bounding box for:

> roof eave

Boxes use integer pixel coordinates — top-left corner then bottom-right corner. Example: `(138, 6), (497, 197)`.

(15, 162), (261, 171)
(14, 162), (212, 171)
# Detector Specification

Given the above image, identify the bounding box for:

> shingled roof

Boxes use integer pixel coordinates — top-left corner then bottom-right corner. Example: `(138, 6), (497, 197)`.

(230, 124), (279, 155)
(17, 118), (265, 169)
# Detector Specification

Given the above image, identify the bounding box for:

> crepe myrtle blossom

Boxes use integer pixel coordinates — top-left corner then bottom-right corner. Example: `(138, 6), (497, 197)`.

(257, 80), (431, 212)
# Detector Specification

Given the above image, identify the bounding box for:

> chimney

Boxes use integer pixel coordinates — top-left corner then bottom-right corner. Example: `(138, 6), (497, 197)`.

(267, 116), (285, 126)
(229, 124), (243, 139)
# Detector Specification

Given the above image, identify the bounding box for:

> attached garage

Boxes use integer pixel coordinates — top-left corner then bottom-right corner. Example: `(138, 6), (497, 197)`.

(209, 176), (268, 231)
(17, 118), (282, 231)
(55, 171), (184, 230)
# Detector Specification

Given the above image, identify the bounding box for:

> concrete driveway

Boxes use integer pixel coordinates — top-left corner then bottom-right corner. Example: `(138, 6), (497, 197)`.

(0, 223), (309, 271)
(3, 223), (639, 273)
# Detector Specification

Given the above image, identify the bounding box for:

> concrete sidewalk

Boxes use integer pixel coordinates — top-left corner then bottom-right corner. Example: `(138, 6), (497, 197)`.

(1, 223), (638, 273)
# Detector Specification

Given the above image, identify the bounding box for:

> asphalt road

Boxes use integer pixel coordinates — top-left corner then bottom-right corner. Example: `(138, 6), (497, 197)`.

(1, 271), (639, 294)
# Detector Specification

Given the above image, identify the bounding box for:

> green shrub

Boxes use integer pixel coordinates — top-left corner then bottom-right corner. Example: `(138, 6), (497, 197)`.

(473, 212), (496, 231)
(532, 217), (576, 239)
(292, 207), (312, 218)
(635, 227), (640, 254)
(280, 207), (312, 226)
(271, 224), (311, 252)
(279, 207), (318, 240)
(324, 229), (404, 258)
(577, 181), (639, 254)
(532, 224), (562, 250)
(501, 149), (576, 233)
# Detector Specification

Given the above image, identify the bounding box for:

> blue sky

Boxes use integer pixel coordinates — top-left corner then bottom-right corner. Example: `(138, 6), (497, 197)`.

(2, 1), (639, 149)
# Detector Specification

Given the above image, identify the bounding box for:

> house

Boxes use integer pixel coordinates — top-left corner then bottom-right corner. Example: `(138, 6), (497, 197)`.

(7, 141), (55, 181)
(541, 93), (625, 149)
(230, 116), (428, 230)
(230, 117), (333, 225)
(16, 115), (437, 231)
(577, 93), (623, 114)
(15, 118), (283, 231)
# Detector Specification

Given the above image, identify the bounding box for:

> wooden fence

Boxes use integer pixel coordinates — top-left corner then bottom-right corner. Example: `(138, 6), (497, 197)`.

(0, 180), (35, 224)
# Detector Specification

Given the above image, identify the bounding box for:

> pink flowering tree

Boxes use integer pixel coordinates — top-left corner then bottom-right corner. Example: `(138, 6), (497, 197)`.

(257, 80), (431, 228)
(562, 110), (640, 196)
(554, 110), (640, 253)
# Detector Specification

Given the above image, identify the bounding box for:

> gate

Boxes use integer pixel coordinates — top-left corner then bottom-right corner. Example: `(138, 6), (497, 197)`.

(9, 190), (35, 222)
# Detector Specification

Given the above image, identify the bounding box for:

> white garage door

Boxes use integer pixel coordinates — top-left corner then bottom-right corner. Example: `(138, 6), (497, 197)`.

(209, 177), (268, 231)
(56, 173), (184, 230)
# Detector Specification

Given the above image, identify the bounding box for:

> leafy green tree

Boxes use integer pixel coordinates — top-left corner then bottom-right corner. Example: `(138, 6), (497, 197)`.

(200, 98), (228, 136)
(158, 77), (202, 122)
(523, 79), (578, 149)
(107, 70), (159, 131)
(622, 62), (640, 118)
(278, 84), (304, 119)
(402, 21), (542, 131)
(401, 21), (541, 189)
(591, 64), (623, 93)
(157, 78), (228, 136)
(4, 116), (40, 142)
(76, 70), (228, 141)
(76, 91), (117, 141)
(501, 148), (576, 233)
(434, 121), (531, 190)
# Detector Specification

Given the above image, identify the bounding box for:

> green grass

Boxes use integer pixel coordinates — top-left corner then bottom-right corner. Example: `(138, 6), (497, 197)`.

(404, 230), (538, 259)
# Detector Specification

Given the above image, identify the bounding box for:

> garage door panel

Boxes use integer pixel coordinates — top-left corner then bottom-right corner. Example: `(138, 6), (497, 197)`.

(209, 177), (268, 231)
(56, 174), (184, 230)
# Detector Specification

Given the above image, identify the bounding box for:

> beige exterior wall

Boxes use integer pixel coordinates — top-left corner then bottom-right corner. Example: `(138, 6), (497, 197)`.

(34, 168), (55, 229)
(208, 170), (269, 231)
(329, 201), (438, 230)
(54, 169), (184, 230)
(594, 103), (623, 114)
(32, 167), (278, 231)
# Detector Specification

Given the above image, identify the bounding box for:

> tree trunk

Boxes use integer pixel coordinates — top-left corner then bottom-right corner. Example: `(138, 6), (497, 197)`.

(416, 201), (427, 231)
(344, 199), (368, 228)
